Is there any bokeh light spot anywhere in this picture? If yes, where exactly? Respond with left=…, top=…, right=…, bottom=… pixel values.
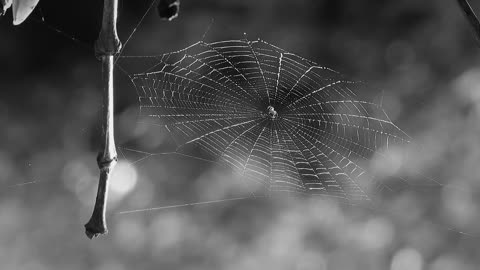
left=361, top=217, right=394, bottom=250
left=370, top=146, right=404, bottom=179
left=391, top=248, right=423, bottom=270
left=110, top=160, right=138, bottom=197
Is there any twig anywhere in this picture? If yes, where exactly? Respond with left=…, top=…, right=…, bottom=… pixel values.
left=84, top=0, right=122, bottom=239
left=457, top=0, right=480, bottom=46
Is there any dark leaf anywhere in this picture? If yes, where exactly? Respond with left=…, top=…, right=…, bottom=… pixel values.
left=1, top=0, right=12, bottom=16
left=157, top=0, right=179, bottom=21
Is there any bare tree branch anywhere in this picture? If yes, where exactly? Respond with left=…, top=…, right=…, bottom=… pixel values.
left=457, top=0, right=480, bottom=46
left=84, top=0, right=121, bottom=239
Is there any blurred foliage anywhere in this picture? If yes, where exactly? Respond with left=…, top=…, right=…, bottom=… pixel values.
left=1, top=0, right=480, bottom=269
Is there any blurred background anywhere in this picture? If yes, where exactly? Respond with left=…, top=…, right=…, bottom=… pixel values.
left=1, top=0, right=480, bottom=269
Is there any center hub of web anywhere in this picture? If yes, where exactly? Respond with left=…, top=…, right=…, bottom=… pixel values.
left=267, top=105, right=278, bottom=119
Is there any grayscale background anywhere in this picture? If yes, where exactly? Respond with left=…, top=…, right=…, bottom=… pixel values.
left=1, top=0, right=480, bottom=269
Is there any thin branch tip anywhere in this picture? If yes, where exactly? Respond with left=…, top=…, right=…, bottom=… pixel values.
left=84, top=163, right=115, bottom=239
left=84, top=221, right=109, bottom=239
left=457, top=0, right=480, bottom=46
left=85, top=0, right=120, bottom=239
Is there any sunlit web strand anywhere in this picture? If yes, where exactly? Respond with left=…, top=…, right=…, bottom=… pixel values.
left=117, top=196, right=259, bottom=214
left=114, top=0, right=159, bottom=64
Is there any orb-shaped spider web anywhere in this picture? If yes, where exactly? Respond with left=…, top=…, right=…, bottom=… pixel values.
left=118, top=38, right=438, bottom=204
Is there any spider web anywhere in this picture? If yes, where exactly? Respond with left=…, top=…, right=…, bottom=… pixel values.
left=117, top=38, right=442, bottom=205
left=2, top=0, right=475, bottom=242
